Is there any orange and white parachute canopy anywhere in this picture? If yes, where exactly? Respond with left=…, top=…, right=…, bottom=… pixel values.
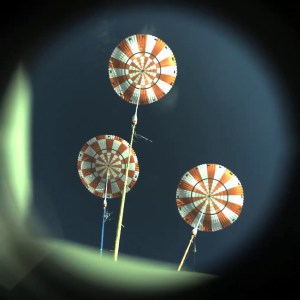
left=176, top=163, right=244, bottom=232
left=77, top=135, right=139, bottom=199
left=109, top=33, right=177, bottom=105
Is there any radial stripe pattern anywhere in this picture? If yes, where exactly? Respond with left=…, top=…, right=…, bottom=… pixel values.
left=176, top=163, right=244, bottom=232
left=109, top=34, right=177, bottom=105
left=77, top=135, right=139, bottom=198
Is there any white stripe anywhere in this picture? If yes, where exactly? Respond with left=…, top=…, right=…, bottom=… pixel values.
left=87, top=137, right=97, bottom=145
left=95, top=181, right=105, bottom=193
left=183, top=173, right=199, bottom=190
left=160, top=66, right=177, bottom=76
left=214, top=175, right=241, bottom=194
left=87, top=186, right=95, bottom=194
left=155, top=46, right=173, bottom=62
left=209, top=202, right=222, bottom=231
left=224, top=176, right=241, bottom=191
left=112, top=139, right=121, bottom=152
left=179, top=202, right=195, bottom=219
left=192, top=198, right=207, bottom=208
left=145, top=35, right=157, bottom=54
left=198, top=164, right=208, bottom=181
left=111, top=181, right=120, bottom=194
left=129, top=162, right=137, bottom=171
left=98, top=138, right=106, bottom=151
left=211, top=215, right=223, bottom=231
left=221, top=206, right=239, bottom=223
left=111, top=48, right=129, bottom=63
left=114, top=80, right=131, bottom=95
left=194, top=202, right=207, bottom=229
left=85, top=173, right=96, bottom=185
left=227, top=195, right=244, bottom=205
left=81, top=161, right=92, bottom=170
left=84, top=146, right=96, bottom=157
left=176, top=187, right=192, bottom=198
left=109, top=67, right=126, bottom=78
left=155, top=79, right=171, bottom=94
left=126, top=35, right=139, bottom=54
left=78, top=151, right=84, bottom=161
left=130, top=88, right=141, bottom=104
left=146, top=87, right=158, bottom=103
left=210, top=165, right=226, bottom=192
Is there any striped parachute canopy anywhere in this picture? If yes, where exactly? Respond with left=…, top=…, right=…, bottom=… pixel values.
left=108, top=33, right=177, bottom=105
left=77, top=135, right=139, bottom=198
left=176, top=163, right=244, bottom=232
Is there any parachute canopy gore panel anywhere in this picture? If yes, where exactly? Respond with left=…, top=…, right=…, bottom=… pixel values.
left=77, top=134, right=139, bottom=199
left=109, top=33, right=177, bottom=105
left=176, top=163, right=244, bottom=232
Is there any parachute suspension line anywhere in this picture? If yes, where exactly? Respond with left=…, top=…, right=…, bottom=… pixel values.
left=177, top=211, right=204, bottom=271
left=193, top=238, right=197, bottom=271
left=100, top=170, right=109, bottom=256
left=177, top=233, right=196, bottom=272
left=114, top=99, right=139, bottom=262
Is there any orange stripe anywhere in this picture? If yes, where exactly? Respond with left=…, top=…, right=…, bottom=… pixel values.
left=122, top=85, right=136, bottom=101
left=189, top=168, right=208, bottom=194
left=178, top=180, right=195, bottom=192
left=110, top=182, right=115, bottom=196
left=128, top=170, right=135, bottom=179
left=139, top=89, right=148, bottom=104
left=136, top=34, right=147, bottom=51
left=82, top=168, right=95, bottom=177
left=159, top=56, right=176, bottom=67
left=106, top=139, right=113, bottom=151
left=81, top=154, right=94, bottom=162
left=116, top=179, right=124, bottom=194
left=118, top=142, right=128, bottom=155
left=183, top=208, right=199, bottom=226
left=214, top=186, right=243, bottom=196
left=152, top=83, right=165, bottom=100
left=158, top=74, right=175, bottom=85
left=128, top=180, right=136, bottom=189
left=207, top=164, right=216, bottom=193
left=90, top=141, right=101, bottom=153
left=89, top=178, right=100, bottom=189
left=151, top=39, right=166, bottom=57
left=176, top=196, right=206, bottom=207
left=109, top=57, right=127, bottom=70
left=218, top=212, right=232, bottom=229
left=202, top=206, right=212, bottom=232
left=226, top=202, right=242, bottom=215
left=189, top=167, right=202, bottom=183
left=118, top=39, right=134, bottom=58
left=110, top=75, right=128, bottom=88
left=211, top=169, right=234, bottom=194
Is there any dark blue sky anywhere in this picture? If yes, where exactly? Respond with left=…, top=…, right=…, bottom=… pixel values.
left=26, top=3, right=296, bottom=276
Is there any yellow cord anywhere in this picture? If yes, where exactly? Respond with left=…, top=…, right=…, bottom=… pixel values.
left=177, top=234, right=195, bottom=271
left=113, top=123, right=136, bottom=262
